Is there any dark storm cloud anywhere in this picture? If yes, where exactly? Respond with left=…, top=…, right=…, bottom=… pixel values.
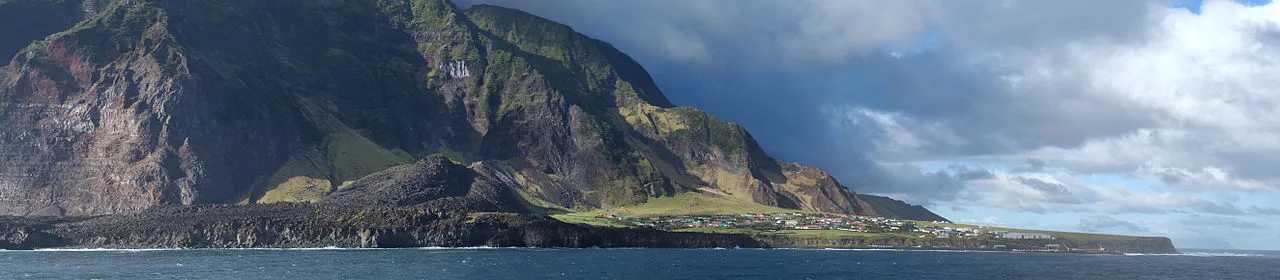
left=1013, top=159, right=1049, bottom=173
left=452, top=0, right=1280, bottom=212
left=1249, top=206, right=1280, bottom=216
left=450, top=0, right=1163, bottom=155
left=1190, top=201, right=1246, bottom=216
left=922, top=0, right=1156, bottom=51
left=450, top=0, right=1160, bottom=205
left=1014, top=177, right=1081, bottom=204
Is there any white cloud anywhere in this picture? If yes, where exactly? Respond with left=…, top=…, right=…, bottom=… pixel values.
left=783, top=0, right=925, bottom=62
left=999, top=0, right=1280, bottom=193
left=824, top=106, right=967, bottom=160
left=906, top=163, right=1256, bottom=216
left=958, top=216, right=1003, bottom=226
left=649, top=25, right=709, bottom=62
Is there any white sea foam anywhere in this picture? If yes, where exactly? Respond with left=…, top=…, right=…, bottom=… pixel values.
left=31, top=248, right=176, bottom=252
left=1182, top=252, right=1270, bottom=257
left=804, top=248, right=1001, bottom=254
left=1124, top=252, right=1271, bottom=257
left=25, top=247, right=368, bottom=252
left=415, top=246, right=507, bottom=250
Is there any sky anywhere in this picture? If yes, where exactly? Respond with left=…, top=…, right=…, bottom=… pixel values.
left=456, top=0, right=1280, bottom=250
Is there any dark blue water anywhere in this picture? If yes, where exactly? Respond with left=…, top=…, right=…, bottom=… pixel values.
left=1, top=248, right=1276, bottom=279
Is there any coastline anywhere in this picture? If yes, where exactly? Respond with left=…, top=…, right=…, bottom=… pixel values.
left=754, top=234, right=1176, bottom=254
left=0, top=206, right=1176, bottom=254
left=0, top=246, right=1169, bottom=256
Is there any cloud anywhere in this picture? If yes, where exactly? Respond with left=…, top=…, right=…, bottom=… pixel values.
left=784, top=0, right=925, bottom=62
left=921, top=0, right=1156, bottom=51
left=840, top=162, right=969, bottom=205
left=456, top=0, right=925, bottom=65
left=456, top=0, right=1280, bottom=245
left=828, top=0, right=1280, bottom=205
left=1011, top=1, right=1280, bottom=192
left=1179, top=215, right=1265, bottom=229
left=1248, top=206, right=1280, bottom=215
left=1152, top=214, right=1277, bottom=249
left=958, top=216, right=1004, bottom=226
left=885, top=164, right=1261, bottom=216
left=1012, top=159, right=1049, bottom=173
left=1078, top=216, right=1148, bottom=234
left=1013, top=176, right=1081, bottom=204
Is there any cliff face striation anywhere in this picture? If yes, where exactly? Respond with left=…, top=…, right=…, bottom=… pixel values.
left=0, top=0, right=945, bottom=221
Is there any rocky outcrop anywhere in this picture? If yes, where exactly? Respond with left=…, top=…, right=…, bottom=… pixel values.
left=324, top=155, right=530, bottom=213
left=0, top=0, right=946, bottom=221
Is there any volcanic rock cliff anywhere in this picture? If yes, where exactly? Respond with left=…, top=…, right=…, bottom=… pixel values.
left=0, top=0, right=945, bottom=221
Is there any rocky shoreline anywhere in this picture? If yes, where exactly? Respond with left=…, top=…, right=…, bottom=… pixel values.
left=0, top=156, right=1176, bottom=253
left=0, top=204, right=1176, bottom=254
left=0, top=156, right=765, bottom=250
left=0, top=205, right=762, bottom=250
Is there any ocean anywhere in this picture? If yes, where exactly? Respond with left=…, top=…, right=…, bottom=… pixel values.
left=1, top=248, right=1276, bottom=279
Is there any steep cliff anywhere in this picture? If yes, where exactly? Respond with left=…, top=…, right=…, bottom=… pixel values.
left=0, top=0, right=945, bottom=221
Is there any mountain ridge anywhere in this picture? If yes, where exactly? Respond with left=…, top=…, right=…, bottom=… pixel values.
left=0, top=0, right=946, bottom=221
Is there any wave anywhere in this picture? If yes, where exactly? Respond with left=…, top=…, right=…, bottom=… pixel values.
left=29, top=248, right=178, bottom=252
left=794, top=248, right=1000, bottom=254
left=1124, top=252, right=1272, bottom=258
left=4, top=246, right=730, bottom=253
left=1182, top=252, right=1272, bottom=257
left=23, top=247, right=369, bottom=252
left=414, top=246, right=519, bottom=250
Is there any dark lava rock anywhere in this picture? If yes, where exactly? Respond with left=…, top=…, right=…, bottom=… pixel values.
left=326, top=155, right=475, bottom=208
left=324, top=155, right=530, bottom=213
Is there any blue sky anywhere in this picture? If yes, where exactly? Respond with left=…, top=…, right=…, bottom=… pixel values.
left=1177, top=0, right=1273, bottom=13
left=461, top=0, right=1280, bottom=250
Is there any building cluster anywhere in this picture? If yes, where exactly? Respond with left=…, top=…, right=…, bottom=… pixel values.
left=601, top=213, right=916, bottom=233
left=913, top=226, right=1054, bottom=240
left=599, top=213, right=1053, bottom=240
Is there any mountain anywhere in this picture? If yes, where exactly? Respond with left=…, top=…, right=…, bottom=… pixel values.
left=0, top=0, right=946, bottom=221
